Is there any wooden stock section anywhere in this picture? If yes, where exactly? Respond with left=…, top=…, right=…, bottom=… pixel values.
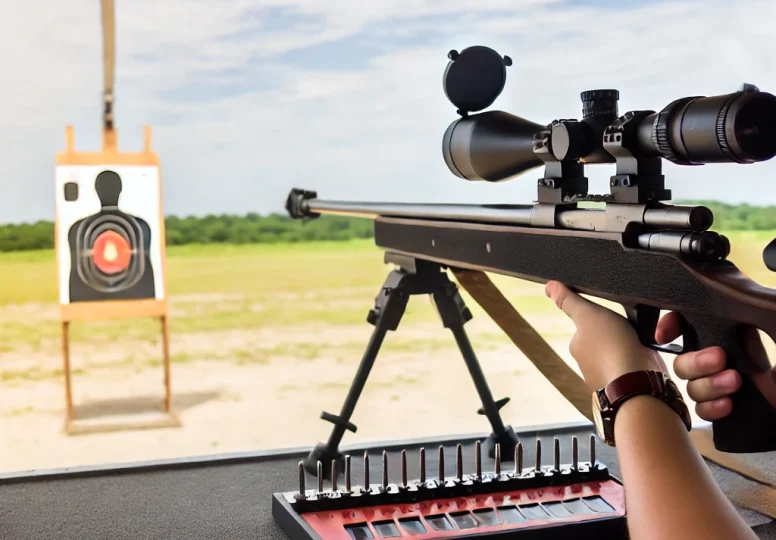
left=451, top=268, right=776, bottom=518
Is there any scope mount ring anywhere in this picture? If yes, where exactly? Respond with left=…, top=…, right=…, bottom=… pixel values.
left=443, top=46, right=512, bottom=116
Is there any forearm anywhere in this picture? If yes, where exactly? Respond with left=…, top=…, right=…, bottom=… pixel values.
left=614, top=396, right=756, bottom=540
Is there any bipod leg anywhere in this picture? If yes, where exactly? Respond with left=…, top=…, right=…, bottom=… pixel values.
left=431, top=267, right=519, bottom=460
left=304, top=268, right=413, bottom=478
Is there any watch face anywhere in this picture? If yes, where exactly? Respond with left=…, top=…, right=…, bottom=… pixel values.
left=592, top=392, right=605, bottom=438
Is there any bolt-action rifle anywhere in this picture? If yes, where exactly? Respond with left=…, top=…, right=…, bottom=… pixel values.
left=287, top=46, right=776, bottom=454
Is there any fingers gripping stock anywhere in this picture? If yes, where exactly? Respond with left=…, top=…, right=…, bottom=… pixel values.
left=682, top=315, right=776, bottom=453
left=628, top=306, right=776, bottom=453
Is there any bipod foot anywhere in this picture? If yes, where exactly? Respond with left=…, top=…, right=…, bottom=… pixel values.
left=303, top=442, right=345, bottom=479
left=482, top=425, right=520, bottom=461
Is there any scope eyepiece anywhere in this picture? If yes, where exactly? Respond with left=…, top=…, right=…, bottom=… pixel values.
left=643, top=89, right=776, bottom=165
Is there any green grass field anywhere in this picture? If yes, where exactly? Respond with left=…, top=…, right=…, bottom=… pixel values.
left=1, top=231, right=774, bottom=354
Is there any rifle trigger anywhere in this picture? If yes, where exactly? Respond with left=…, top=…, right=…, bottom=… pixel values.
left=625, top=305, right=661, bottom=348
left=649, top=343, right=683, bottom=355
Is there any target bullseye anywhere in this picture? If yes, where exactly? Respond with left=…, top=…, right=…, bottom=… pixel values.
left=92, top=230, right=131, bottom=274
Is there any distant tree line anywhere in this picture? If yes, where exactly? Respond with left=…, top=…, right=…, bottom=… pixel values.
left=0, top=214, right=374, bottom=252
left=0, top=202, right=772, bottom=252
left=163, top=213, right=374, bottom=246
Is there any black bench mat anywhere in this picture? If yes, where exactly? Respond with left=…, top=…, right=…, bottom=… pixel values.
left=1, top=422, right=774, bottom=539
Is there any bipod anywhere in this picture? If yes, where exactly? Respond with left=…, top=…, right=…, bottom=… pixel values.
left=304, top=253, right=519, bottom=478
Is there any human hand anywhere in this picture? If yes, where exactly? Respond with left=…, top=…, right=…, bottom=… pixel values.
left=655, top=312, right=776, bottom=421
left=545, top=280, right=666, bottom=391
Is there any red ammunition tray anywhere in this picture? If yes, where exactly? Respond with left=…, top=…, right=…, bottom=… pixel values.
left=273, top=466, right=627, bottom=539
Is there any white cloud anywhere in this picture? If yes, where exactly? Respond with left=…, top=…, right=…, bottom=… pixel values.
left=1, top=0, right=775, bottom=223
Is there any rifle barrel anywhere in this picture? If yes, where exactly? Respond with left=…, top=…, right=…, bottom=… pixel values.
left=304, top=199, right=535, bottom=225
left=299, top=197, right=711, bottom=232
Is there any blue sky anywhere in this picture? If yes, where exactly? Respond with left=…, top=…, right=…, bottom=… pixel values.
left=1, top=0, right=775, bottom=224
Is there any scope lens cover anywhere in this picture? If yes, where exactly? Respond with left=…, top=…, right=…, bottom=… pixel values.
left=443, top=46, right=511, bottom=114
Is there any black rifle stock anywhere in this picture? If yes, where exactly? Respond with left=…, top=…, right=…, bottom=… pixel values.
left=373, top=216, right=776, bottom=453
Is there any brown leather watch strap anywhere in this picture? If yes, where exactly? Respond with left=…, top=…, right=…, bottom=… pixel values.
left=604, top=370, right=691, bottom=432
left=605, top=370, right=665, bottom=406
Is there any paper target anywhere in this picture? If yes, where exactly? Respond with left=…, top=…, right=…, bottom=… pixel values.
left=55, top=165, right=165, bottom=304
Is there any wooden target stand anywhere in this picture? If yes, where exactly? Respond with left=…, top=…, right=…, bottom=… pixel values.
left=55, top=127, right=179, bottom=435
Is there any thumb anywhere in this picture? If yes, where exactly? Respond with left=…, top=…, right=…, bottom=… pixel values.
left=545, top=281, right=596, bottom=324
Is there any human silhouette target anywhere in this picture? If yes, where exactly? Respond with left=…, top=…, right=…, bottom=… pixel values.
left=65, top=170, right=157, bottom=302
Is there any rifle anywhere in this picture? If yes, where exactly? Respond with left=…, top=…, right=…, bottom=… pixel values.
left=286, top=46, right=776, bottom=454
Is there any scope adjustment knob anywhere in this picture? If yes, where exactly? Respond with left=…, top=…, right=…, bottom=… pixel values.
left=581, top=89, right=620, bottom=101
left=581, top=89, right=620, bottom=119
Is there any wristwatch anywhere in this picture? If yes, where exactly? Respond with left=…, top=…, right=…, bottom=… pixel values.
left=592, top=370, right=692, bottom=446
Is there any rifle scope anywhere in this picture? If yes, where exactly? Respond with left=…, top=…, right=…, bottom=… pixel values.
left=442, top=48, right=776, bottom=183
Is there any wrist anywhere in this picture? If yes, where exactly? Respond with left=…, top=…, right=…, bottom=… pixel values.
left=615, top=394, right=689, bottom=441
left=592, top=370, right=692, bottom=446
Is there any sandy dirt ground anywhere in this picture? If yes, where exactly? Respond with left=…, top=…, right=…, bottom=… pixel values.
left=1, top=295, right=709, bottom=475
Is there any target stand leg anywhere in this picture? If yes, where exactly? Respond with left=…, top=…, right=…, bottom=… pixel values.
left=162, top=315, right=172, bottom=414
left=62, top=322, right=75, bottom=431
left=62, top=316, right=180, bottom=436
